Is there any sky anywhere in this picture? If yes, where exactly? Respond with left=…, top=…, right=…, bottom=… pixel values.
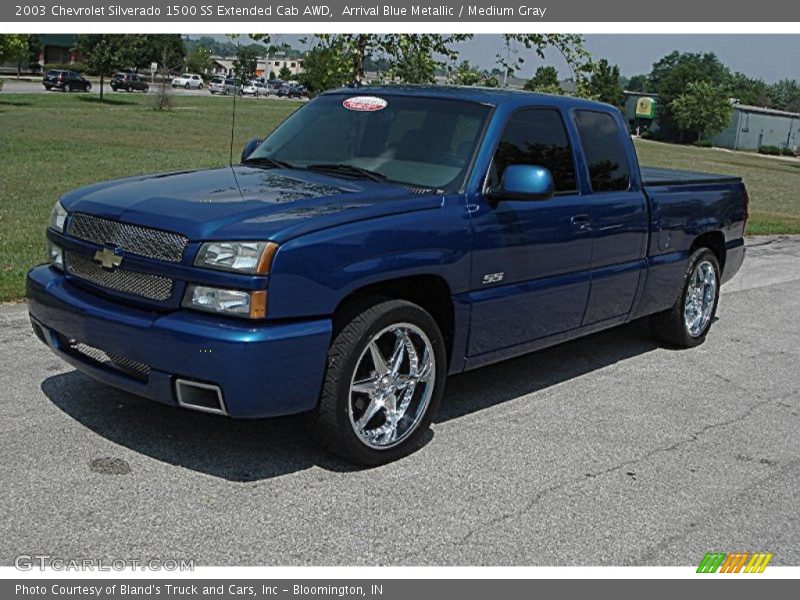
left=215, top=34, right=800, bottom=83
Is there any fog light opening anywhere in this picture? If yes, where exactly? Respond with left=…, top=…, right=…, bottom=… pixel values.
left=175, top=379, right=227, bottom=416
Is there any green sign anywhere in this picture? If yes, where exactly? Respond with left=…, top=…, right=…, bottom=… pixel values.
left=635, top=96, right=656, bottom=119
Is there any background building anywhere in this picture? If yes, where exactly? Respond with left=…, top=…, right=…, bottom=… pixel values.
left=709, top=104, right=800, bottom=151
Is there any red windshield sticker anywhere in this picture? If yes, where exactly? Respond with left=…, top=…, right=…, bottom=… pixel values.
left=343, top=96, right=388, bottom=112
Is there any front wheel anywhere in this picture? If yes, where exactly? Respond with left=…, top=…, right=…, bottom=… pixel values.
left=307, top=299, right=447, bottom=466
left=63, top=84, right=71, bottom=92
left=651, top=248, right=721, bottom=348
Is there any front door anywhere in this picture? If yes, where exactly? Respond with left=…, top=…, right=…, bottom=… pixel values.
left=467, top=108, right=592, bottom=357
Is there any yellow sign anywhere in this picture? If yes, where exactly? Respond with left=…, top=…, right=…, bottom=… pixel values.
left=635, top=97, right=656, bottom=119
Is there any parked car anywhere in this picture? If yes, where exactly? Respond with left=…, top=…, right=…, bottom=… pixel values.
left=240, top=80, right=269, bottom=97
left=208, top=76, right=226, bottom=95
left=110, top=72, right=149, bottom=93
left=28, top=87, right=748, bottom=465
left=171, top=73, right=203, bottom=89
left=42, top=70, right=91, bottom=93
left=276, top=83, right=305, bottom=98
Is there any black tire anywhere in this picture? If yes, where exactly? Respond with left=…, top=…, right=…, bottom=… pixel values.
left=651, top=247, right=721, bottom=348
left=126, top=85, right=132, bottom=93
left=85, top=84, right=92, bottom=92
left=184, top=82, right=190, bottom=89
left=63, top=84, right=70, bottom=93
left=307, top=298, right=447, bottom=466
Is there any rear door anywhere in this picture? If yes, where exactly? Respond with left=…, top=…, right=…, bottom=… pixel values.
left=467, top=107, right=592, bottom=357
left=571, top=110, right=648, bottom=324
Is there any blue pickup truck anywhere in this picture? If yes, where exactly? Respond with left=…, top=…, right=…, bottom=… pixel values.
left=27, top=86, right=748, bottom=464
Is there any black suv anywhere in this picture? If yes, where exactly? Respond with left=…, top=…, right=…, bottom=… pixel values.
left=110, top=72, right=149, bottom=93
left=43, top=70, right=92, bottom=92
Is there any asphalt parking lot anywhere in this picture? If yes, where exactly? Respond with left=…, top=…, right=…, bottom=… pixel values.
left=1, top=236, right=798, bottom=566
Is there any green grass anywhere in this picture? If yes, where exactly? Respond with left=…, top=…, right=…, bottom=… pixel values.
left=1, top=95, right=799, bottom=301
left=634, top=138, right=800, bottom=236
left=0, top=93, right=300, bottom=302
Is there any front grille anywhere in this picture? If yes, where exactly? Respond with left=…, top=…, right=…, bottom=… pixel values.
left=56, top=334, right=150, bottom=382
left=67, top=213, right=188, bottom=263
left=64, top=251, right=174, bottom=301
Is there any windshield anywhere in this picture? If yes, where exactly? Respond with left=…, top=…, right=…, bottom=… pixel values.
left=248, top=94, right=491, bottom=190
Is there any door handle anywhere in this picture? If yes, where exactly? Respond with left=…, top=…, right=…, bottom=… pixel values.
left=571, top=214, right=592, bottom=232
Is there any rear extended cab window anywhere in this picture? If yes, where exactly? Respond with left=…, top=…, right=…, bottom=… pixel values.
left=573, top=110, right=631, bottom=192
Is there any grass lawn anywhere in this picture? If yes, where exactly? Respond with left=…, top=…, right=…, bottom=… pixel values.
left=0, top=93, right=300, bottom=301
left=1, top=93, right=799, bottom=301
left=634, top=138, right=800, bottom=236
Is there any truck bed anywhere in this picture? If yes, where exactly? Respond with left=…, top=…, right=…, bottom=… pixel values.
left=641, top=166, right=742, bottom=187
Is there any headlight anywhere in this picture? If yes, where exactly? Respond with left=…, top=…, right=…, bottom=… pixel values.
left=194, top=241, right=278, bottom=274
left=183, top=285, right=267, bottom=319
left=48, top=242, right=64, bottom=271
left=49, top=201, right=68, bottom=232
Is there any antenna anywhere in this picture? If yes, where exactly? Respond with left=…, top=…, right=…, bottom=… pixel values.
left=229, top=43, right=238, bottom=166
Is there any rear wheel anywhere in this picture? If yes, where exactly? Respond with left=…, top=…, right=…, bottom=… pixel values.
left=651, top=248, right=721, bottom=348
left=307, top=299, right=447, bottom=466
left=63, top=84, right=71, bottom=92
left=184, top=82, right=190, bottom=89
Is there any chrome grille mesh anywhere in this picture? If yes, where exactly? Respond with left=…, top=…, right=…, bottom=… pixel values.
left=64, top=252, right=173, bottom=301
left=67, top=213, right=188, bottom=263
left=57, top=334, right=150, bottom=382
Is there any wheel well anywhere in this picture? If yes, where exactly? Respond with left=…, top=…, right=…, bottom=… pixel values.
left=333, top=275, right=455, bottom=365
left=690, top=231, right=726, bottom=273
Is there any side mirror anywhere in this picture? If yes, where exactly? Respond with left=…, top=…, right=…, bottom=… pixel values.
left=241, top=138, right=262, bottom=162
left=489, top=165, right=555, bottom=201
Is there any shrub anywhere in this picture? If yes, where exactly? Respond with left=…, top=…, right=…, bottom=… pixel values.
left=150, top=82, right=173, bottom=111
left=641, top=130, right=656, bottom=140
left=694, top=140, right=713, bottom=148
left=780, top=147, right=795, bottom=157
left=758, top=145, right=782, bottom=155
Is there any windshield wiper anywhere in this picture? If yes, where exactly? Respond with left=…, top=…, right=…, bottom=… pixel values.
left=306, top=163, right=388, bottom=183
left=241, top=156, right=295, bottom=169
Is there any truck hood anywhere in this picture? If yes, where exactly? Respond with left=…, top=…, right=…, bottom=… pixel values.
left=59, top=166, right=444, bottom=243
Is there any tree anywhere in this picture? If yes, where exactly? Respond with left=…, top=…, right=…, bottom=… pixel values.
left=626, top=74, right=650, bottom=92
left=586, top=59, right=624, bottom=107
left=232, top=45, right=259, bottom=84
left=128, top=35, right=185, bottom=72
left=297, top=34, right=469, bottom=85
left=186, top=46, right=213, bottom=77
left=768, top=79, right=800, bottom=111
left=74, top=35, right=131, bottom=100
left=452, top=61, right=482, bottom=86
left=524, top=65, right=560, bottom=91
left=729, top=72, right=769, bottom=106
left=0, top=35, right=27, bottom=66
left=648, top=51, right=731, bottom=140
left=670, top=81, right=733, bottom=142
left=297, top=45, right=350, bottom=96
left=278, top=65, right=292, bottom=80
left=498, top=34, right=592, bottom=88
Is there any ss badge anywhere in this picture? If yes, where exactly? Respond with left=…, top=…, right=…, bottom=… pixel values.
left=482, top=272, right=504, bottom=285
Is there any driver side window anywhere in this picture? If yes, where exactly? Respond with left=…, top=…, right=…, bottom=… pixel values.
left=489, top=108, right=578, bottom=194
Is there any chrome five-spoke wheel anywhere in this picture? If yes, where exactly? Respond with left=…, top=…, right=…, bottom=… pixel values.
left=684, top=259, right=717, bottom=337
left=348, top=323, right=435, bottom=449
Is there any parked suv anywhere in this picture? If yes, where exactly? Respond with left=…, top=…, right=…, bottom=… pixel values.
left=42, top=70, right=92, bottom=92
left=276, top=83, right=306, bottom=98
left=208, top=76, right=226, bottom=95
left=110, top=72, right=149, bottom=93
left=171, top=73, right=204, bottom=89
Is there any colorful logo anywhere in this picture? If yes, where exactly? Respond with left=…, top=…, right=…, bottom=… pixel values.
left=697, top=552, right=773, bottom=573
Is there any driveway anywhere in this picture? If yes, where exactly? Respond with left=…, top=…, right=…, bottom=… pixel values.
left=1, top=236, right=798, bottom=566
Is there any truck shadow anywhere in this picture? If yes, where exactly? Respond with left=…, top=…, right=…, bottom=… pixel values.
left=41, top=319, right=659, bottom=482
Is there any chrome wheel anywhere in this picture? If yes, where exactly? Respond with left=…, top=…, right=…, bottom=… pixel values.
left=684, top=259, right=717, bottom=337
left=348, top=323, right=436, bottom=449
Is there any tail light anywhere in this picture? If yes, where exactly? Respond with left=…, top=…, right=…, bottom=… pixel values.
left=742, top=187, right=750, bottom=233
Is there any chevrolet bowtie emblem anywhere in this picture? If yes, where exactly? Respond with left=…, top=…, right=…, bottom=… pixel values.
left=94, top=247, right=123, bottom=270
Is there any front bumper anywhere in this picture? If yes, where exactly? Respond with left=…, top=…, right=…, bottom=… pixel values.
left=27, top=265, right=332, bottom=418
